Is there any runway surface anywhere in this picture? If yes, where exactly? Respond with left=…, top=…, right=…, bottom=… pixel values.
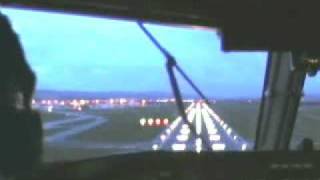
left=151, top=102, right=252, bottom=152
left=42, top=102, right=252, bottom=153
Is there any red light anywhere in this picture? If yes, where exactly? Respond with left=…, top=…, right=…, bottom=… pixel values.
left=147, top=118, right=154, bottom=126
left=163, top=118, right=169, bottom=126
left=155, top=118, right=161, bottom=126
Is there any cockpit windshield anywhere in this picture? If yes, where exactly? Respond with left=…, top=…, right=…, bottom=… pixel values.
left=291, top=75, right=320, bottom=149
left=2, top=7, right=267, bottom=162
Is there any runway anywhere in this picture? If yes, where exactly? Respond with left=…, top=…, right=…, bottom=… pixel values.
left=42, top=102, right=252, bottom=153
left=44, top=111, right=108, bottom=143
left=151, top=102, right=252, bottom=152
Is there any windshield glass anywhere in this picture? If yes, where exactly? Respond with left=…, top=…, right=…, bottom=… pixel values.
left=2, top=8, right=267, bottom=162
left=291, top=75, right=320, bottom=149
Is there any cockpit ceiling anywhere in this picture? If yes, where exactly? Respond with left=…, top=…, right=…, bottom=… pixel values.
left=2, top=0, right=320, bottom=51
left=0, top=0, right=317, bottom=24
left=0, top=0, right=216, bottom=26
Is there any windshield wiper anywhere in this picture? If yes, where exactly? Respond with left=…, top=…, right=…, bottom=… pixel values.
left=137, top=21, right=212, bottom=151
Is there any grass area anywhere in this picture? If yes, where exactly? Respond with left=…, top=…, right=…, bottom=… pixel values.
left=292, top=104, right=320, bottom=143
left=210, top=101, right=320, bottom=146
left=74, top=104, right=179, bottom=143
left=41, top=101, right=320, bottom=162
left=40, top=111, right=66, bottom=122
left=210, top=101, right=260, bottom=141
left=40, top=111, right=69, bottom=136
left=44, top=127, right=71, bottom=137
left=43, top=144, right=120, bottom=162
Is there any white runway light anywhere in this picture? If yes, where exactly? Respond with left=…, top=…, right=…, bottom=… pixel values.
left=185, top=102, right=195, bottom=112
left=176, top=134, right=189, bottom=142
left=169, top=117, right=182, bottom=130
left=195, top=138, right=202, bottom=153
left=160, top=134, right=166, bottom=141
left=209, top=134, right=221, bottom=141
left=233, top=136, right=238, bottom=140
left=196, top=146, right=202, bottom=153
left=202, top=109, right=218, bottom=135
left=212, top=143, right=226, bottom=151
left=226, top=128, right=232, bottom=135
left=187, top=109, right=196, bottom=123
left=242, top=144, right=247, bottom=151
left=140, top=118, right=146, bottom=126
left=223, top=124, right=228, bottom=129
left=196, top=138, right=202, bottom=146
left=180, top=128, right=190, bottom=135
left=152, top=144, right=159, bottom=150
left=182, top=124, right=189, bottom=129
left=208, top=128, right=218, bottom=134
left=196, top=103, right=202, bottom=135
left=48, top=106, right=53, bottom=113
left=204, top=105, right=223, bottom=122
left=172, top=143, right=186, bottom=151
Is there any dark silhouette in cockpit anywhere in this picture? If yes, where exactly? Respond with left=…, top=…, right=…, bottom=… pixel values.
left=0, top=13, right=42, bottom=179
left=0, top=12, right=36, bottom=109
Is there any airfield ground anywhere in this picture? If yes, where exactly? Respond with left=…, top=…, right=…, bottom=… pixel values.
left=40, top=101, right=319, bottom=162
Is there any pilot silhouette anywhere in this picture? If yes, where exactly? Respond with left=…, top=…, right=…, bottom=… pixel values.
left=0, top=12, right=42, bottom=179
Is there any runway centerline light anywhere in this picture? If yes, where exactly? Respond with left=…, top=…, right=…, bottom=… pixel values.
left=176, top=134, right=188, bottom=142
left=182, top=124, right=189, bottom=129
left=212, top=143, right=226, bottom=151
left=180, top=128, right=190, bottom=135
left=172, top=143, right=186, bottom=151
left=195, top=138, right=202, bottom=153
left=242, top=144, right=247, bottom=151
left=48, top=106, right=53, bottom=113
left=208, top=128, right=218, bottom=134
left=195, top=138, right=202, bottom=146
left=152, top=144, right=159, bottom=151
left=209, top=134, right=221, bottom=141
left=160, top=134, right=166, bottom=141
left=196, top=146, right=202, bottom=154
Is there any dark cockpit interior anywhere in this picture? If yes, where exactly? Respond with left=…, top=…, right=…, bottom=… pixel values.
left=0, top=0, right=320, bottom=179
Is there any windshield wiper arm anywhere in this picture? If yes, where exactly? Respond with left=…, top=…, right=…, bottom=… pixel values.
left=175, top=65, right=211, bottom=105
left=137, top=21, right=211, bottom=151
left=136, top=22, right=212, bottom=106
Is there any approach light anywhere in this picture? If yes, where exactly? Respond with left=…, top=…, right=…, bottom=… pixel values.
left=140, top=118, right=146, bottom=126
left=163, top=118, right=169, bottom=125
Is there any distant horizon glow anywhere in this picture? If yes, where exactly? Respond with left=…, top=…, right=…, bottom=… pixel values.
left=5, top=7, right=319, bottom=99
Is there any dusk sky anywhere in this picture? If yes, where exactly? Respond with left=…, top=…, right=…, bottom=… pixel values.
left=2, top=7, right=319, bottom=98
